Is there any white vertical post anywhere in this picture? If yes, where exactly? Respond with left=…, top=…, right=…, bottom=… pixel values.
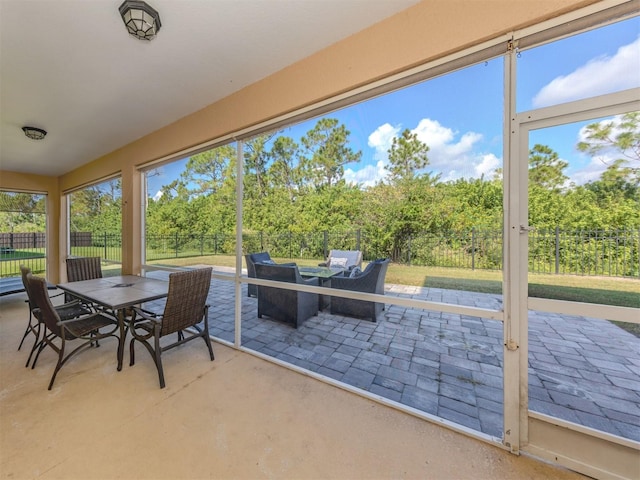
left=235, top=140, right=244, bottom=348
left=502, top=39, right=527, bottom=454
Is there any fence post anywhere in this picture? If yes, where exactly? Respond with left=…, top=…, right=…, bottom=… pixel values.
left=555, top=226, right=560, bottom=274
left=356, top=229, right=361, bottom=251
left=408, top=234, right=412, bottom=266
left=289, top=231, right=292, bottom=259
left=175, top=232, right=179, bottom=258
left=200, top=234, right=204, bottom=256
left=471, top=228, right=476, bottom=270
left=104, top=232, right=108, bottom=260
left=592, top=229, right=597, bottom=275
left=323, top=231, right=328, bottom=259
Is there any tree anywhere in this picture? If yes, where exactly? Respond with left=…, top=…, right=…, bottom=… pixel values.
left=183, top=145, right=235, bottom=196
left=577, top=112, right=640, bottom=174
left=584, top=159, right=639, bottom=203
left=387, top=129, right=430, bottom=183
left=528, top=144, right=568, bottom=191
left=244, top=133, right=275, bottom=199
left=300, top=118, right=361, bottom=188
left=0, top=192, right=46, bottom=233
left=577, top=112, right=640, bottom=204
left=268, top=135, right=302, bottom=200
left=69, top=180, right=121, bottom=233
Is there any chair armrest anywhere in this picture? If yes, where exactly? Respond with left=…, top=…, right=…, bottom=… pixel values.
left=331, top=275, right=374, bottom=292
left=330, top=276, right=352, bottom=289
left=56, top=311, right=111, bottom=326
left=131, top=306, right=162, bottom=323
left=59, top=298, right=95, bottom=315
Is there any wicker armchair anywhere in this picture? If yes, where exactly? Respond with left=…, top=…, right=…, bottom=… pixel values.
left=330, top=258, right=390, bottom=322
left=319, top=249, right=363, bottom=272
left=19, top=264, right=92, bottom=368
left=26, top=273, right=119, bottom=390
left=255, top=263, right=319, bottom=328
left=245, top=252, right=295, bottom=297
left=129, top=268, right=214, bottom=388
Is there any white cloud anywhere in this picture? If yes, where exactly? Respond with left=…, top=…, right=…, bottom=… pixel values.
left=411, top=119, right=497, bottom=181
left=153, top=190, right=163, bottom=201
left=475, top=154, right=501, bottom=178
left=362, top=118, right=501, bottom=185
left=412, top=118, right=455, bottom=146
left=533, top=37, right=640, bottom=108
left=367, top=123, right=399, bottom=161
left=344, top=160, right=388, bottom=188
left=570, top=156, right=612, bottom=185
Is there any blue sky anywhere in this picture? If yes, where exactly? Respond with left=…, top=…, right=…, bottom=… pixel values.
left=148, top=17, right=639, bottom=198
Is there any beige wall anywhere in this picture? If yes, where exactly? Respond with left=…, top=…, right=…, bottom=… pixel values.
left=4, top=0, right=598, bottom=276
left=59, top=0, right=596, bottom=190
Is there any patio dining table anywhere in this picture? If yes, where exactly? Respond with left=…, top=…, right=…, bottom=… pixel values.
left=56, top=275, right=169, bottom=371
left=298, top=266, right=345, bottom=310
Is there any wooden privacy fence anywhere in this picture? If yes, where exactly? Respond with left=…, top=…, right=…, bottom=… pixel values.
left=0, top=232, right=46, bottom=250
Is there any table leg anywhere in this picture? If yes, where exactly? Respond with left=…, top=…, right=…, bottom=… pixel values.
left=117, top=308, right=126, bottom=371
left=319, top=278, right=331, bottom=310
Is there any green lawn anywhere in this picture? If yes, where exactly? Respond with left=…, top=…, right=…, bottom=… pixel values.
left=0, top=250, right=47, bottom=276
left=149, top=254, right=639, bottom=308
left=181, top=255, right=637, bottom=337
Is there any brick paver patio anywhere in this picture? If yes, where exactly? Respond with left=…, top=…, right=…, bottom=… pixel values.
left=147, top=269, right=640, bottom=442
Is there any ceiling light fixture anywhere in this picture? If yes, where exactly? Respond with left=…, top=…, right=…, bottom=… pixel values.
left=119, top=1, right=161, bottom=41
left=22, top=126, right=47, bottom=140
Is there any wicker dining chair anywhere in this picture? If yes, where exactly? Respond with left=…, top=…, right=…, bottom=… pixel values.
left=128, top=267, right=214, bottom=388
left=18, top=265, right=92, bottom=368
left=26, top=273, right=119, bottom=390
left=66, top=256, right=103, bottom=282
left=65, top=256, right=103, bottom=302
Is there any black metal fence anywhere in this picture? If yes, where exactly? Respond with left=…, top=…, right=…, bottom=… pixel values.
left=528, top=227, right=640, bottom=277
left=144, top=228, right=639, bottom=278
left=70, top=232, right=122, bottom=263
left=0, top=233, right=48, bottom=278
left=2, top=228, right=638, bottom=278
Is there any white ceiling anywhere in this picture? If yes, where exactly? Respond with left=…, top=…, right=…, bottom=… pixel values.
left=0, top=0, right=420, bottom=177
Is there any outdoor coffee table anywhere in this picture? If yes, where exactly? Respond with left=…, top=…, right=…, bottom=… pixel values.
left=298, top=266, right=345, bottom=310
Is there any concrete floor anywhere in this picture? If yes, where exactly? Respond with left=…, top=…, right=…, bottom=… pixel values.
left=0, top=293, right=587, bottom=480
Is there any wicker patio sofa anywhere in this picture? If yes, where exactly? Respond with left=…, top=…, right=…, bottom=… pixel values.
left=254, top=262, right=320, bottom=328
left=329, top=258, right=390, bottom=322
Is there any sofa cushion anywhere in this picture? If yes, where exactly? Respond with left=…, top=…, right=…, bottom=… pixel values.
left=329, top=257, right=348, bottom=268
left=349, top=266, right=362, bottom=278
